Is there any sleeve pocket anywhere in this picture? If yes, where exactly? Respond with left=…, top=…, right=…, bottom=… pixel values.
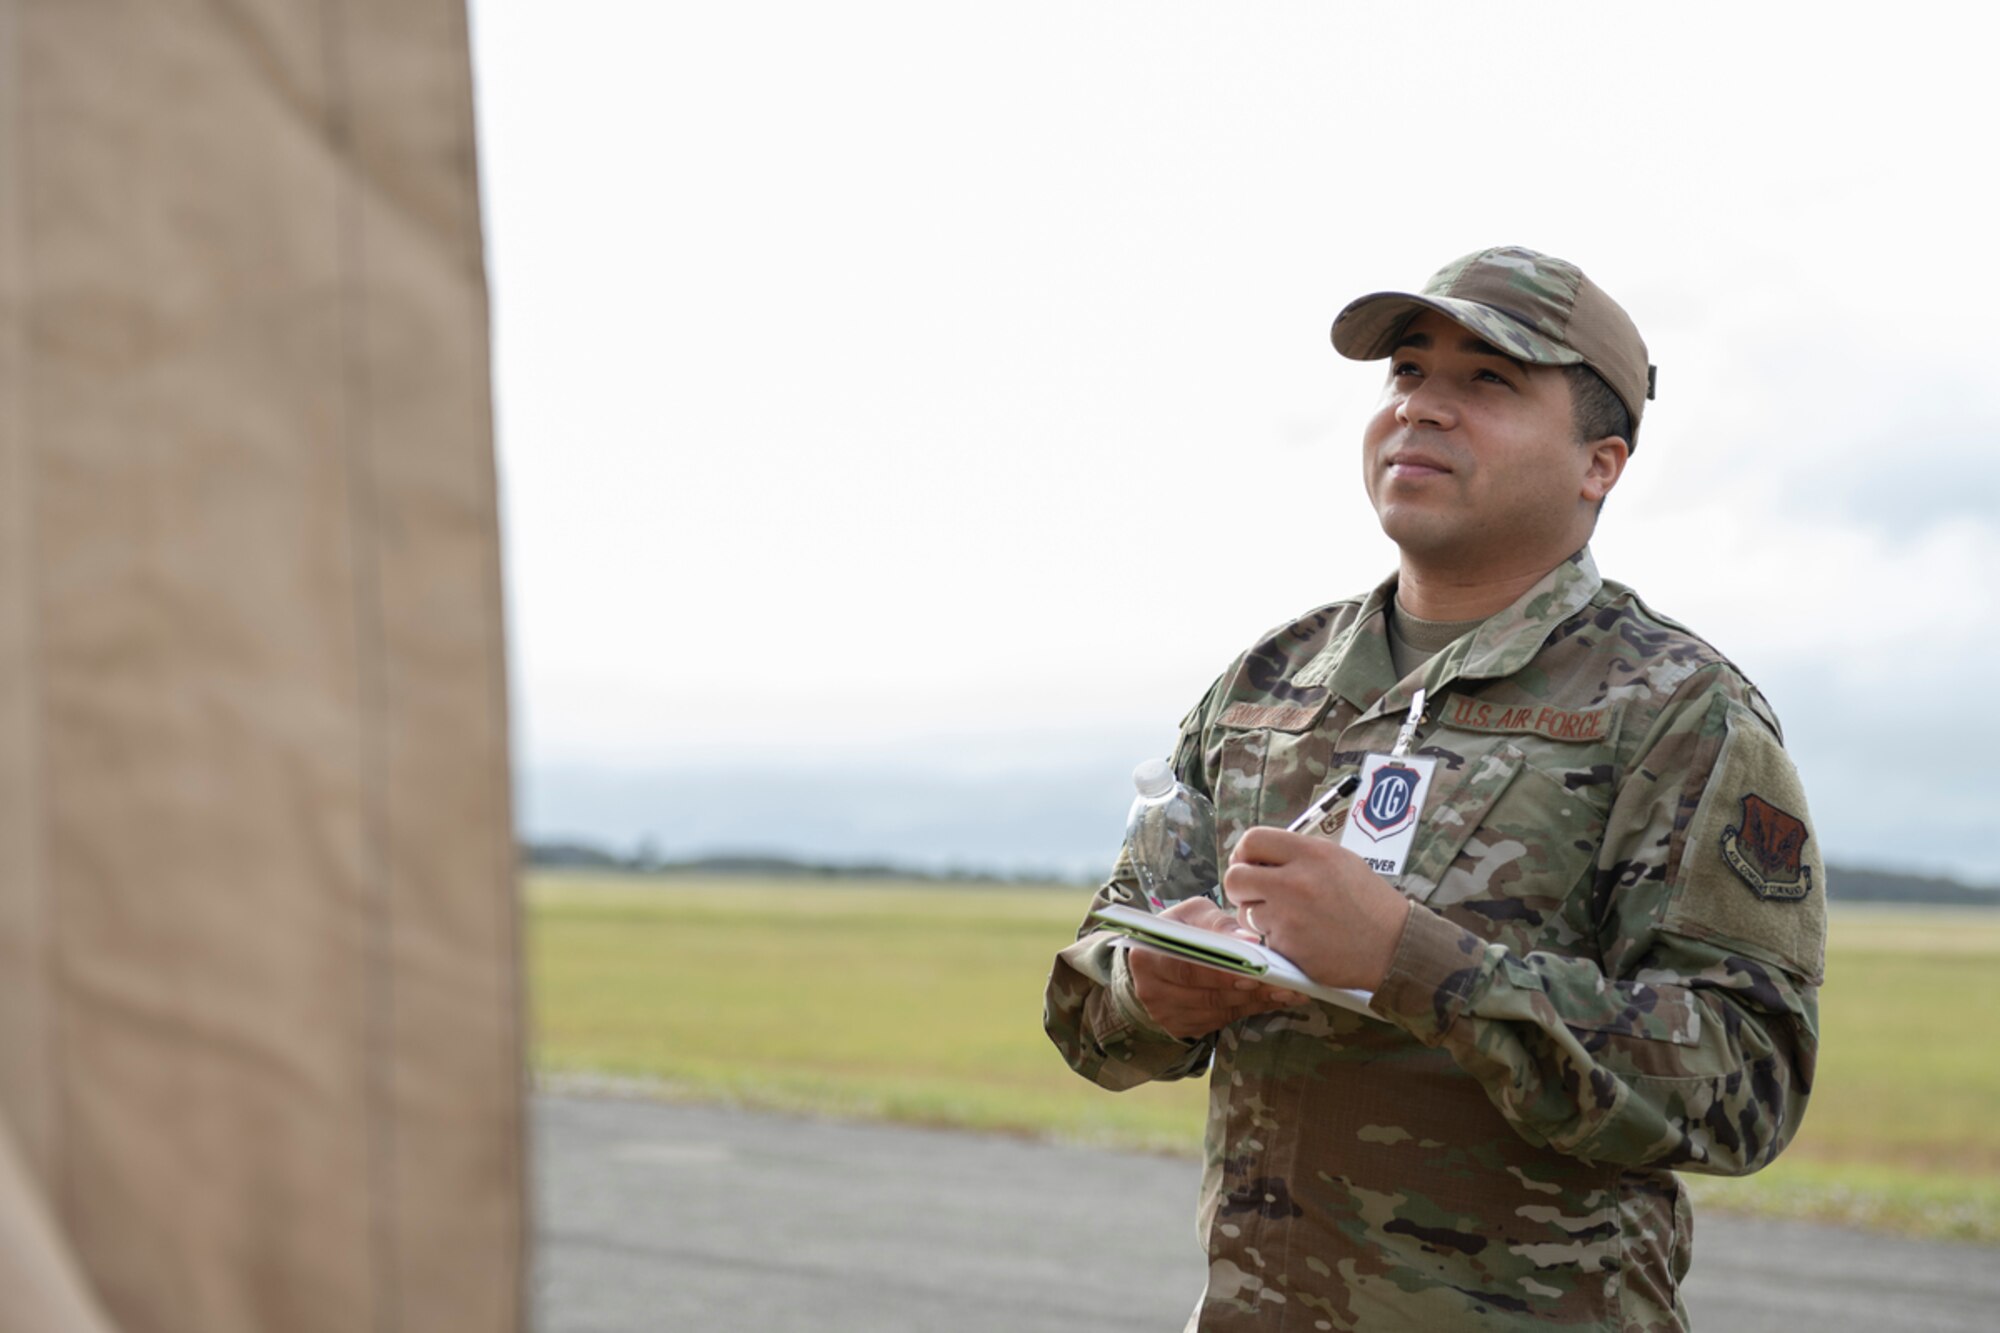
left=1661, top=697, right=1827, bottom=984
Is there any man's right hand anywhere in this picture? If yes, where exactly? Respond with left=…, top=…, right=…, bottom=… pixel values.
left=1126, top=899, right=1306, bottom=1039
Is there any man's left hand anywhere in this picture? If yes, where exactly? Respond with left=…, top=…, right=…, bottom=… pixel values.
left=1223, top=828, right=1414, bottom=991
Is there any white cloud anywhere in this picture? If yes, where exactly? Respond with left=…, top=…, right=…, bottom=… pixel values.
left=473, top=0, right=2000, bottom=879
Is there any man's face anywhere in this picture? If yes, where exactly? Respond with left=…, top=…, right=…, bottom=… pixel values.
left=1361, top=309, right=1600, bottom=572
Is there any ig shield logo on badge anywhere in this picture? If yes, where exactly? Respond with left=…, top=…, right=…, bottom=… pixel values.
left=1357, top=764, right=1421, bottom=841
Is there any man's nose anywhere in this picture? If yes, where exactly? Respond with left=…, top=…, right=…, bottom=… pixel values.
left=1395, top=378, right=1457, bottom=431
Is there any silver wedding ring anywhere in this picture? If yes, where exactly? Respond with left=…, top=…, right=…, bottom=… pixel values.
left=1243, top=906, right=1265, bottom=946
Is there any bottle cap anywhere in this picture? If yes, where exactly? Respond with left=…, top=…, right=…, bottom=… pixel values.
left=1132, top=757, right=1176, bottom=800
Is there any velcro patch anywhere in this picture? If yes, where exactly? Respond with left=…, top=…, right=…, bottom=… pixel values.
left=1665, top=694, right=1825, bottom=982
left=1721, top=795, right=1814, bottom=901
left=1439, top=695, right=1613, bottom=744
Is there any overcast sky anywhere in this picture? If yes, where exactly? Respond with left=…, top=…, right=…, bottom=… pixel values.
left=468, top=2, right=2000, bottom=882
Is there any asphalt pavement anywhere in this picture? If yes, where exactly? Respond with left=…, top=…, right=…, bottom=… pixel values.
left=533, top=1093, right=1999, bottom=1332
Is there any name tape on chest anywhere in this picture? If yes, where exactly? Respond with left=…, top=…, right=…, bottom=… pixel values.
left=1215, top=701, right=1324, bottom=731
left=1336, top=752, right=1437, bottom=878
left=1441, top=695, right=1612, bottom=744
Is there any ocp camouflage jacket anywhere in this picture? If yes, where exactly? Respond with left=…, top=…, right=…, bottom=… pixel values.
left=1043, top=548, right=1825, bottom=1332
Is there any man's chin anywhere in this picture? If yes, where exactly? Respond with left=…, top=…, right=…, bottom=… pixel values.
left=1374, top=510, right=1460, bottom=558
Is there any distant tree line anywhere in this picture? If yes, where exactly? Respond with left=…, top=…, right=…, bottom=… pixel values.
left=1822, top=864, right=2000, bottom=906
left=520, top=840, right=1998, bottom=904
left=520, top=840, right=1092, bottom=887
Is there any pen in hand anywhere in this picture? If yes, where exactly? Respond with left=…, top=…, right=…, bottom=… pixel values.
left=1285, top=773, right=1362, bottom=835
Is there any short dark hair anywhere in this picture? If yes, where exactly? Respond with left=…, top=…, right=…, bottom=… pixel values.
left=1564, top=364, right=1634, bottom=452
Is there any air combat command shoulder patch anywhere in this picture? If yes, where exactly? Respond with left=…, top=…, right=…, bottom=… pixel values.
left=1721, top=794, right=1814, bottom=901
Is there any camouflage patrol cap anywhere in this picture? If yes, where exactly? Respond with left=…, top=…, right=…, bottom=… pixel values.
left=1331, top=246, right=1656, bottom=436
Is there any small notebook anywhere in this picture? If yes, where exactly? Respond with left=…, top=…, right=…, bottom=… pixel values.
left=1089, top=903, right=1377, bottom=1018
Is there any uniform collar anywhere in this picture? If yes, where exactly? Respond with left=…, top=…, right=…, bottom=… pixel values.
left=1295, top=547, right=1603, bottom=724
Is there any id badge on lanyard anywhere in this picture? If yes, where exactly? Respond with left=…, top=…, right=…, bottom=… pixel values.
left=1335, top=688, right=1435, bottom=878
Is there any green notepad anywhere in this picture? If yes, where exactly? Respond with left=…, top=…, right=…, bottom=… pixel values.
left=1089, top=903, right=1377, bottom=1017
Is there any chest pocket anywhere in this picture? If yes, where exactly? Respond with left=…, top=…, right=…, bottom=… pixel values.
left=1210, top=700, right=1339, bottom=857
left=1400, top=741, right=1605, bottom=952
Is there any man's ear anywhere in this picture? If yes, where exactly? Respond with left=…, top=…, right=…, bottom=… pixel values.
left=1581, top=435, right=1630, bottom=505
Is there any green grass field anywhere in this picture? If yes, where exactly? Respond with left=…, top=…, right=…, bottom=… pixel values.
left=526, top=875, right=2000, bottom=1242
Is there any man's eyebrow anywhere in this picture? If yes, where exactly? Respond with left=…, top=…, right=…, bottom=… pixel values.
left=1458, top=335, right=1530, bottom=373
left=1387, top=329, right=1531, bottom=374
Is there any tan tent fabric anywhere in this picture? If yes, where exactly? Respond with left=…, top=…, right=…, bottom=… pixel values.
left=0, top=1119, right=117, bottom=1333
left=0, top=3, right=524, bottom=1331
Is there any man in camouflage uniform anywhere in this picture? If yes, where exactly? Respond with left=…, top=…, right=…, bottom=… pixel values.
left=1044, top=247, right=1825, bottom=1331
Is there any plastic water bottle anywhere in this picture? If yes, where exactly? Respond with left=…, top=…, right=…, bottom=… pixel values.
left=1124, top=758, right=1223, bottom=911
